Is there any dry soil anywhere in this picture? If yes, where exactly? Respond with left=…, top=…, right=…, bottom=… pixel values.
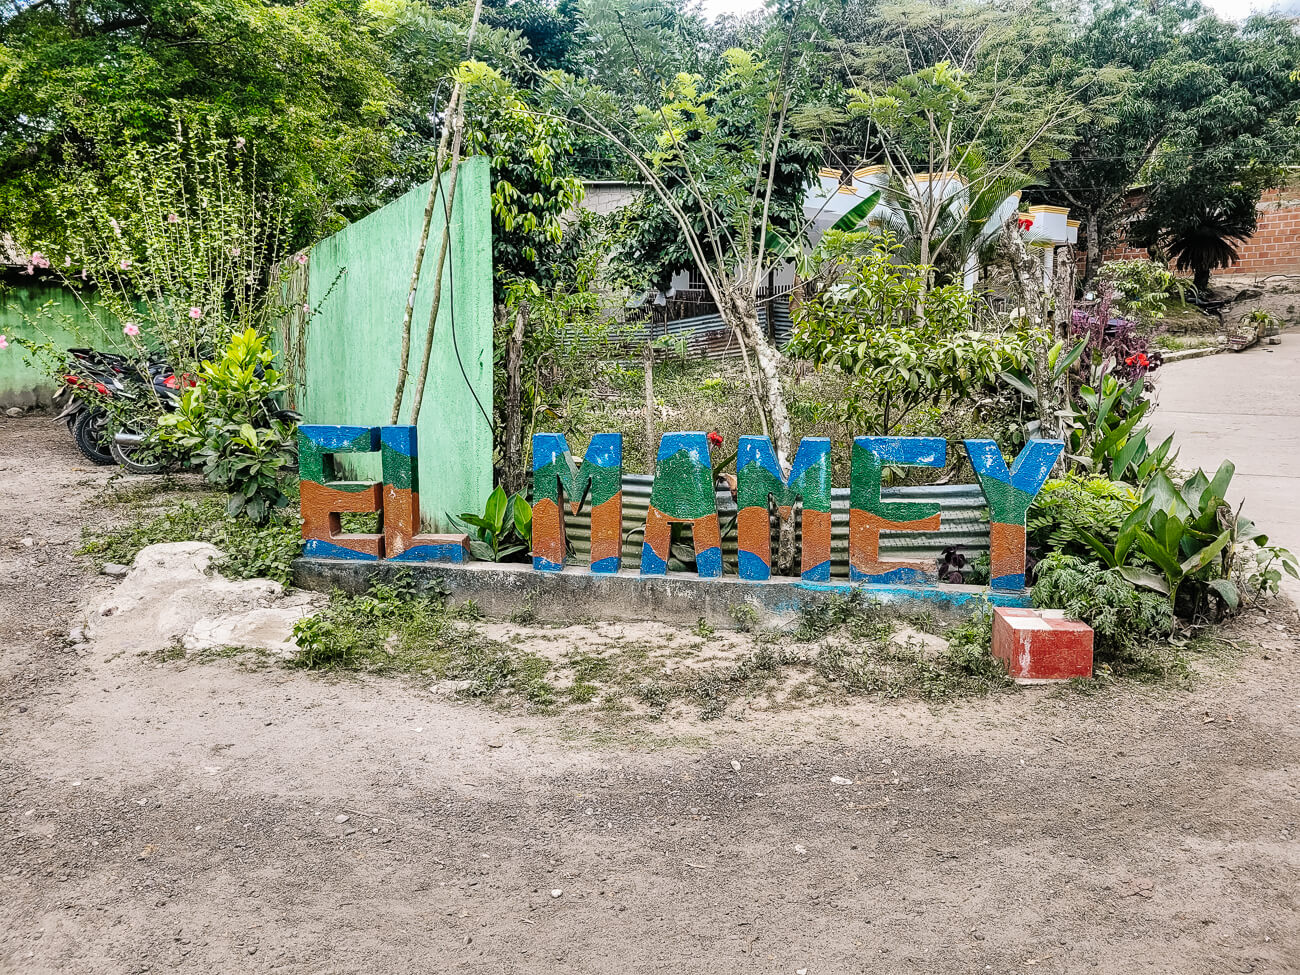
left=2, top=416, right=1299, bottom=975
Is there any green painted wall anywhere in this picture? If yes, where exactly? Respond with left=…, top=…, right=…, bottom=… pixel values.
left=0, top=282, right=129, bottom=408
left=297, top=157, right=494, bottom=532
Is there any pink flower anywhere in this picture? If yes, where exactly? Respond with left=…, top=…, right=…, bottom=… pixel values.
left=119, top=259, right=131, bottom=270
left=30, top=251, right=49, bottom=269
left=234, top=137, right=246, bottom=150
left=295, top=253, right=308, bottom=265
left=302, top=303, right=310, bottom=313
left=63, top=256, right=70, bottom=266
left=109, top=218, right=121, bottom=238
left=123, top=322, right=140, bottom=337
left=188, top=307, right=203, bottom=320
left=231, top=247, right=241, bottom=257
left=167, top=213, right=180, bottom=224
left=0, top=335, right=8, bottom=350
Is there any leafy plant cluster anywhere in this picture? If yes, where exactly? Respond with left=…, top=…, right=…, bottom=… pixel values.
left=1096, top=260, right=1192, bottom=322
left=152, top=328, right=297, bottom=523
left=453, top=485, right=533, bottom=562
left=79, top=493, right=300, bottom=586
left=789, top=233, right=1031, bottom=435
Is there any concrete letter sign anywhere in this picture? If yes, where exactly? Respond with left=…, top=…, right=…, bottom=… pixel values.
left=640, top=432, right=722, bottom=578
left=532, top=433, right=624, bottom=573
left=736, top=435, right=833, bottom=581
left=299, top=424, right=468, bottom=563
left=849, top=437, right=946, bottom=583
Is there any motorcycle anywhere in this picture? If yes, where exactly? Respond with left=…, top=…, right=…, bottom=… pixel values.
left=53, top=349, right=133, bottom=465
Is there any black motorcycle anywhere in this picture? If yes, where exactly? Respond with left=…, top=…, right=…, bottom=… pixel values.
left=53, top=348, right=132, bottom=465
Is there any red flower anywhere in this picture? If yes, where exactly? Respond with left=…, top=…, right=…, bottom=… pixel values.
left=1137, top=353, right=1150, bottom=367
left=1125, top=355, right=1136, bottom=366
left=707, top=430, right=724, bottom=449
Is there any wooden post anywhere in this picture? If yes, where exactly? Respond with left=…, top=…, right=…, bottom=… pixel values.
left=642, top=337, right=656, bottom=471
left=503, top=302, right=528, bottom=495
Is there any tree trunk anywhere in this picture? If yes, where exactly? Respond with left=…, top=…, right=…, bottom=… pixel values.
left=1051, top=244, right=1076, bottom=344
left=718, top=286, right=798, bottom=574
left=503, top=302, right=528, bottom=495
left=1194, top=266, right=1210, bottom=294
left=1083, top=212, right=1102, bottom=288
left=1002, top=221, right=1062, bottom=440
left=642, top=338, right=657, bottom=471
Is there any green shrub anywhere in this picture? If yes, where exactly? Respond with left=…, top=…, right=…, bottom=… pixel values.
left=152, top=328, right=296, bottom=523
left=1032, top=554, right=1172, bottom=657
left=1098, top=259, right=1191, bottom=320
left=79, top=495, right=301, bottom=585
left=1029, top=474, right=1138, bottom=559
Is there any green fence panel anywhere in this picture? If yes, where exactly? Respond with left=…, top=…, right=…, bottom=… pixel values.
left=294, top=157, right=494, bottom=532
left=0, top=281, right=128, bottom=408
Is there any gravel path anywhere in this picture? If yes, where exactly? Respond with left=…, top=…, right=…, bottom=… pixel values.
left=2, top=416, right=1299, bottom=974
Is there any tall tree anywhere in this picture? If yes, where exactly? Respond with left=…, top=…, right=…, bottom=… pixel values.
left=0, top=0, right=419, bottom=247
left=1039, top=0, right=1300, bottom=284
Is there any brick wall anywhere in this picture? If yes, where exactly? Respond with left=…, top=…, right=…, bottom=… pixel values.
left=1098, top=177, right=1300, bottom=278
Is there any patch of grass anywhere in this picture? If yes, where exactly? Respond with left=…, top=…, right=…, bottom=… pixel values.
left=509, top=598, right=538, bottom=625
left=792, top=591, right=881, bottom=641
left=79, top=494, right=301, bottom=585
left=289, top=577, right=558, bottom=709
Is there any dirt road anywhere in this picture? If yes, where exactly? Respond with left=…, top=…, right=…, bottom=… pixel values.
left=2, top=415, right=1299, bottom=975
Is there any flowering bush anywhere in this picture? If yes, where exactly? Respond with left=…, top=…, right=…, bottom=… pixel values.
left=14, top=122, right=298, bottom=394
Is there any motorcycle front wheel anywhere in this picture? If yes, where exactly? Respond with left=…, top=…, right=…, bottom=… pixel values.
left=71, top=411, right=116, bottom=466
left=110, top=436, right=167, bottom=475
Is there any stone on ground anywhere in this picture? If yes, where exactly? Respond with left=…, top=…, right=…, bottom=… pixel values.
left=86, top=541, right=322, bottom=656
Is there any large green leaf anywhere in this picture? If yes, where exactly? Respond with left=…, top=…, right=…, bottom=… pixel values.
left=1111, top=430, right=1148, bottom=483
left=484, top=485, right=508, bottom=533
left=1179, top=529, right=1231, bottom=576
left=1137, top=530, right=1184, bottom=582
left=1079, top=528, right=1120, bottom=568
left=1053, top=335, right=1090, bottom=380
left=511, top=494, right=533, bottom=543
left=1118, top=566, right=1171, bottom=595
left=1207, top=577, right=1239, bottom=610
left=999, top=370, right=1037, bottom=401
left=1207, top=460, right=1236, bottom=507
left=829, top=190, right=883, bottom=233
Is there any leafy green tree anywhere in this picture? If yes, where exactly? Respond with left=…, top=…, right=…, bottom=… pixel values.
left=845, top=60, right=1086, bottom=285
left=0, top=0, right=421, bottom=247
left=1040, top=1, right=1300, bottom=283
left=460, top=63, right=587, bottom=300
left=1129, top=181, right=1259, bottom=292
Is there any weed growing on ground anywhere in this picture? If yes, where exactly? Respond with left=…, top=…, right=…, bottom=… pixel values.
left=80, top=494, right=301, bottom=585
left=729, top=603, right=761, bottom=632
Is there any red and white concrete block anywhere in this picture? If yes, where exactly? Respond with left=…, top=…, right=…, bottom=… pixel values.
left=992, top=607, right=1094, bottom=683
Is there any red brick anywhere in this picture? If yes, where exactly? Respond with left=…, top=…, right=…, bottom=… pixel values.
left=992, top=608, right=1094, bottom=683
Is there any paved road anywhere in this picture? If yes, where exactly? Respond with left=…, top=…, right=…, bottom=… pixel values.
left=1150, top=339, right=1300, bottom=589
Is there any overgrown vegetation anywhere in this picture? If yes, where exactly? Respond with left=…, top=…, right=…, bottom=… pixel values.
left=79, top=492, right=300, bottom=585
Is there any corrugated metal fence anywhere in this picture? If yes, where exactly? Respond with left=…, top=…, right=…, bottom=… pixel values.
left=563, top=300, right=795, bottom=362
left=564, top=475, right=989, bottom=579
